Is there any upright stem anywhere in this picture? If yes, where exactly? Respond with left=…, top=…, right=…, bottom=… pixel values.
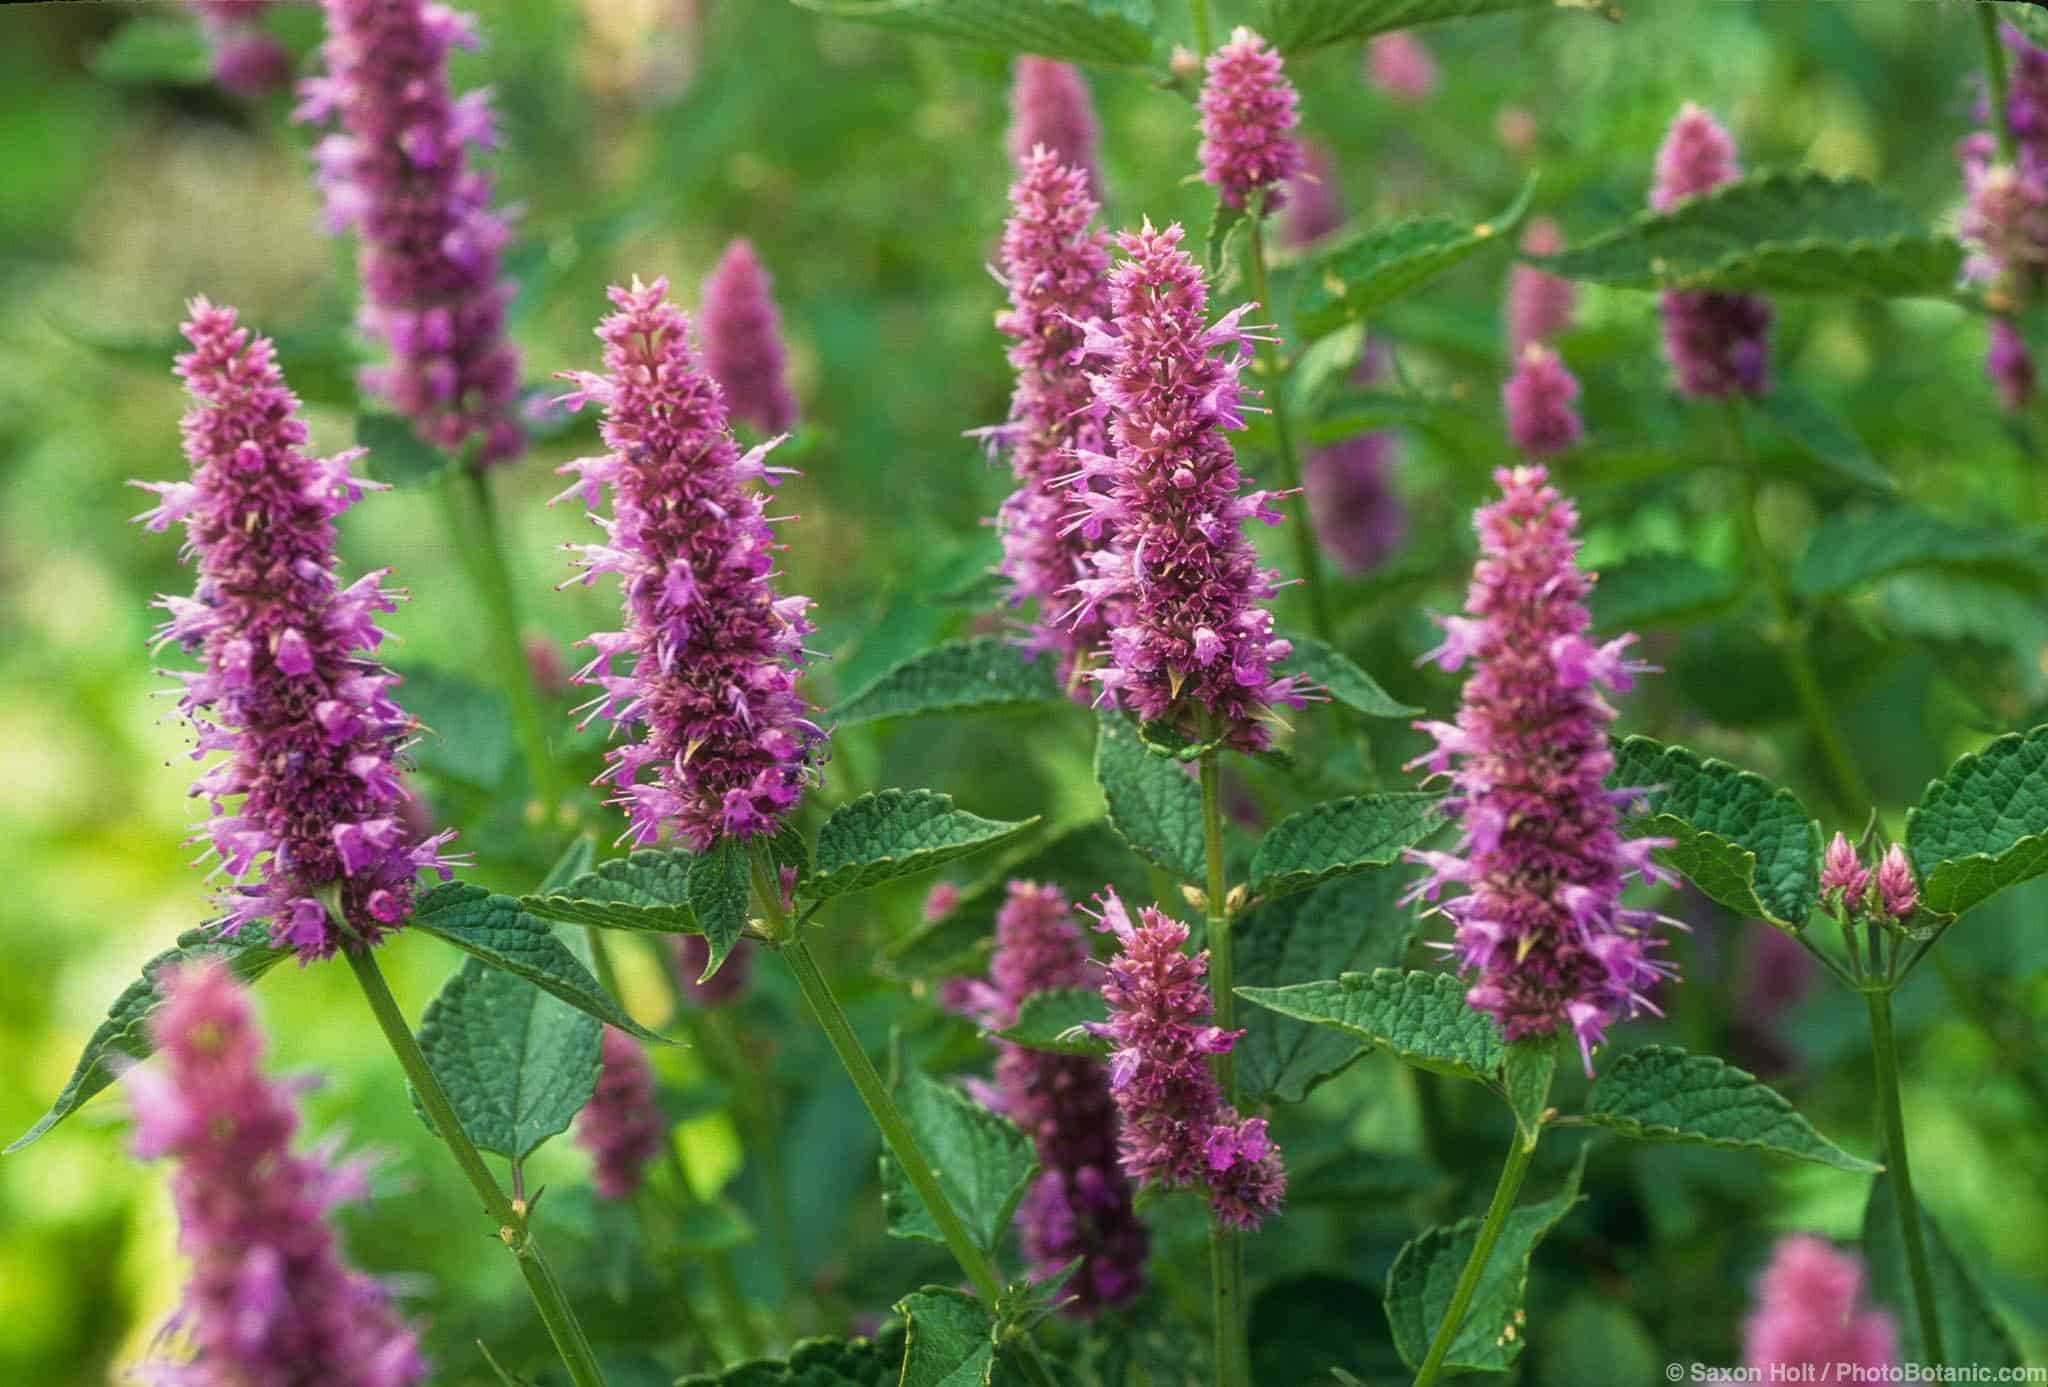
left=1981, top=2, right=2017, bottom=165
left=1865, top=988, right=1946, bottom=1366
left=1188, top=0, right=1214, bottom=54
left=1245, top=221, right=1333, bottom=642
left=1198, top=752, right=1249, bottom=1387
left=345, top=947, right=609, bottom=1387
left=1410, top=1125, right=1542, bottom=1387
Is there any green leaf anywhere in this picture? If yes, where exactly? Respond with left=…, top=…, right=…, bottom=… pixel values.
left=1583, top=1045, right=1878, bottom=1172
left=1236, top=968, right=1505, bottom=1084
left=896, top=1287, right=998, bottom=1387
left=1236, top=870, right=1417, bottom=1104
left=1261, top=0, right=1558, bottom=53
left=830, top=637, right=1065, bottom=727
left=1863, top=1173, right=2022, bottom=1369
left=992, top=988, right=1110, bottom=1058
left=1503, top=1035, right=1557, bottom=1146
left=357, top=412, right=453, bottom=489
left=1750, top=386, right=1896, bottom=492
left=1792, top=508, right=2048, bottom=601
left=408, top=883, right=667, bottom=1044
left=1281, top=636, right=1420, bottom=718
left=1587, top=553, right=1742, bottom=632
left=880, top=1073, right=1038, bottom=1254
left=1530, top=171, right=1963, bottom=298
left=1384, top=1153, right=1585, bottom=1372
left=8, top=926, right=289, bottom=1154
left=90, top=17, right=212, bottom=86
left=789, top=0, right=1156, bottom=66
left=1248, top=793, right=1445, bottom=899
left=1609, top=736, right=1821, bottom=928
left=521, top=848, right=698, bottom=933
left=674, top=1331, right=905, bottom=1387
left=689, top=839, right=752, bottom=977
left=1094, top=716, right=1206, bottom=880
left=807, top=790, right=1037, bottom=902
left=1293, top=177, right=1533, bottom=342
left=395, top=664, right=515, bottom=789
left=1906, top=724, right=2048, bottom=919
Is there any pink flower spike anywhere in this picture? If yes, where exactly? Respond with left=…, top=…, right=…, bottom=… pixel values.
left=1197, top=27, right=1303, bottom=213
left=1503, top=343, right=1585, bottom=457
left=1366, top=32, right=1437, bottom=105
left=700, top=238, right=798, bottom=436
left=1007, top=58, right=1101, bottom=195
left=1743, top=1235, right=1898, bottom=1376
left=576, top=1027, right=666, bottom=1199
left=1506, top=217, right=1577, bottom=354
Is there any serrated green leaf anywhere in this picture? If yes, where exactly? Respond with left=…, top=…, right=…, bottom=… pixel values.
left=1095, top=716, right=1206, bottom=880
left=1248, top=793, right=1445, bottom=899
left=1587, top=553, right=1741, bottom=632
left=1281, top=636, right=1420, bottom=718
left=881, top=1073, right=1038, bottom=1254
left=1236, top=968, right=1504, bottom=1084
left=8, top=926, right=289, bottom=1154
left=807, top=790, right=1037, bottom=902
left=830, top=637, right=1065, bottom=727
left=1584, top=1045, right=1878, bottom=1171
left=395, top=664, right=514, bottom=789
left=1503, top=1035, right=1557, bottom=1146
left=1906, top=725, right=2048, bottom=919
left=1531, top=171, right=1963, bottom=297
left=1293, top=178, right=1532, bottom=341
left=1864, top=1173, right=2023, bottom=1369
left=789, top=0, right=1156, bottom=65
left=90, top=17, right=212, bottom=86
left=992, top=988, right=1110, bottom=1058
left=522, top=848, right=698, bottom=933
left=1261, top=0, right=1558, bottom=53
left=1609, top=736, right=1821, bottom=928
left=897, top=1287, right=998, bottom=1387
left=1751, top=386, right=1896, bottom=492
left=358, top=411, right=453, bottom=488
left=689, top=838, right=752, bottom=976
left=408, top=883, right=667, bottom=1044
left=1792, top=508, right=2048, bottom=601
left=1384, top=1153, right=1585, bottom=1372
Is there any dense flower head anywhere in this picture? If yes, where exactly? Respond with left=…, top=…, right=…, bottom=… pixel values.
left=1366, top=33, right=1437, bottom=105
left=700, top=238, right=798, bottom=436
left=1651, top=102, right=1741, bottom=212
left=1503, top=344, right=1585, bottom=458
left=1742, top=1235, right=1897, bottom=1376
left=1007, top=58, right=1101, bottom=194
left=555, top=277, right=823, bottom=851
left=671, top=934, right=752, bottom=1007
left=1197, top=28, right=1303, bottom=212
left=986, top=146, right=1117, bottom=691
left=297, top=0, right=524, bottom=467
left=1066, top=220, right=1308, bottom=750
left=1282, top=139, right=1342, bottom=250
left=576, top=1027, right=666, bottom=1200
left=138, top=298, right=457, bottom=959
left=188, top=1, right=292, bottom=100
left=1405, top=466, right=1678, bottom=1073
left=128, top=961, right=427, bottom=1387
left=1305, top=340, right=1404, bottom=574
left=1819, top=832, right=1871, bottom=910
left=1089, top=889, right=1285, bottom=1230
left=1875, top=844, right=1917, bottom=922
left=1651, top=105, right=1772, bottom=400
left=1506, top=217, right=1577, bottom=354
left=960, top=883, right=1148, bottom=1312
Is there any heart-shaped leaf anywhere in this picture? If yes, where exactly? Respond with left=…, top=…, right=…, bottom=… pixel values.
left=806, top=790, right=1038, bottom=902
left=830, top=636, right=1066, bottom=727
left=1236, top=968, right=1504, bottom=1085
left=1906, top=725, right=2048, bottom=919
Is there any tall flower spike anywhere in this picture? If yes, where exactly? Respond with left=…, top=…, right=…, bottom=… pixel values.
left=1651, top=104, right=1772, bottom=399
left=1091, top=889, right=1284, bottom=1230
left=1405, top=466, right=1678, bottom=1074
left=188, top=0, right=292, bottom=100
left=987, top=146, right=1117, bottom=692
left=576, top=1027, right=666, bottom=1200
left=1742, top=1235, right=1897, bottom=1376
left=1304, top=340, right=1404, bottom=575
left=556, top=277, right=823, bottom=850
left=128, top=961, right=428, bottom=1387
left=1503, top=343, right=1585, bottom=458
left=1365, top=32, right=1437, bottom=106
left=1506, top=217, right=1577, bottom=354
left=138, top=298, right=457, bottom=960
left=1197, top=28, right=1303, bottom=212
left=1007, top=58, right=1102, bottom=195
left=298, top=0, right=524, bottom=466
left=1074, top=220, right=1308, bottom=750
left=961, top=882, right=1149, bottom=1312
left=700, top=238, right=799, bottom=436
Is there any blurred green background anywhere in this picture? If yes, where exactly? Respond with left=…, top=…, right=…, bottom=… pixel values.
left=3, top=1, right=2047, bottom=1383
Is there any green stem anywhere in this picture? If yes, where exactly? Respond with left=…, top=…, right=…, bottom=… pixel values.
left=1865, top=989, right=1946, bottom=1366
left=1188, top=0, right=1214, bottom=54
left=1981, top=2, right=2018, bottom=165
left=1245, top=220, right=1333, bottom=642
left=344, top=947, right=609, bottom=1387
left=1409, top=1125, right=1542, bottom=1387
left=1198, top=752, right=1249, bottom=1387
left=696, top=1005, right=806, bottom=1301
left=707, top=1246, right=769, bottom=1361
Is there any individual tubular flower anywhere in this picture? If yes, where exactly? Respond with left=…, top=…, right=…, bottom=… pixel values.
left=700, top=238, right=798, bottom=436
left=671, top=934, right=752, bottom=1007
left=1365, top=33, right=1437, bottom=105
left=555, top=277, right=823, bottom=850
left=138, top=299, right=457, bottom=960
left=128, top=961, right=427, bottom=1387
left=297, top=0, right=524, bottom=467
left=1742, top=1235, right=1897, bottom=1376
left=1197, top=27, right=1303, bottom=213
left=576, top=1027, right=666, bottom=1200
left=1651, top=104, right=1772, bottom=400
left=1503, top=344, right=1585, bottom=458
left=960, top=883, right=1148, bottom=1312
left=1304, top=341, right=1404, bottom=575
left=985, top=146, right=1116, bottom=691
left=1506, top=217, right=1577, bottom=354
left=1007, top=58, right=1101, bottom=195
left=1281, top=139, right=1342, bottom=250
left=1405, top=466, right=1678, bottom=1073
left=1091, top=889, right=1284, bottom=1229
left=187, top=1, right=292, bottom=100
left=1819, top=831, right=1871, bottom=911
left=1068, top=221, right=1308, bottom=750
left=1874, top=845, right=1917, bottom=922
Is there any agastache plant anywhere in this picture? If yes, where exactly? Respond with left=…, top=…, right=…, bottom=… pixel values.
left=1742, top=1236, right=1898, bottom=1376
left=1008, top=57, right=1101, bottom=193
left=700, top=238, right=799, bottom=436
left=1958, top=22, right=2048, bottom=409
left=1502, top=344, right=1585, bottom=458
left=186, top=0, right=292, bottom=100
left=1196, top=28, right=1302, bottom=213
left=1652, top=104, right=1772, bottom=399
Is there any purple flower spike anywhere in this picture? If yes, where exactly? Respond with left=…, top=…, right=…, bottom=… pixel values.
left=1651, top=102, right=1741, bottom=212
left=1405, top=466, right=1678, bottom=1075
left=987, top=146, right=1116, bottom=692
left=298, top=0, right=524, bottom=467
left=1874, top=844, right=1917, bottom=922
left=1091, top=889, right=1284, bottom=1230
left=1743, top=1235, right=1897, bottom=1376
left=189, top=2, right=292, bottom=101
left=1506, top=217, right=1577, bottom=354
left=1304, top=341, right=1404, bottom=575
left=1197, top=27, right=1303, bottom=213
left=555, top=277, right=823, bottom=851
left=1282, top=139, right=1343, bottom=250
left=1958, top=32, right=2048, bottom=408
left=1819, top=832, right=1871, bottom=910
left=129, top=961, right=428, bottom=1387
left=1074, top=220, right=1309, bottom=750
left=1366, top=33, right=1437, bottom=106
left=962, top=883, right=1148, bottom=1313
left=1008, top=58, right=1101, bottom=195
left=576, top=1027, right=666, bottom=1201
left=1651, top=105, right=1772, bottom=400
left=700, top=238, right=799, bottom=436
left=1503, top=344, right=1585, bottom=458
left=138, top=298, right=458, bottom=960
